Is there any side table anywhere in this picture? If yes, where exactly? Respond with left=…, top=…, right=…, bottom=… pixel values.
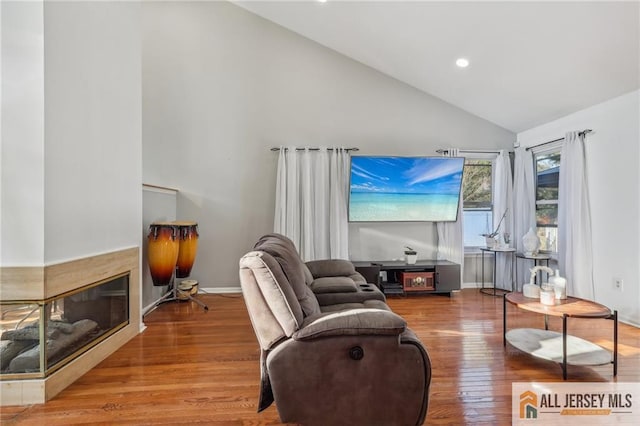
left=480, top=247, right=515, bottom=296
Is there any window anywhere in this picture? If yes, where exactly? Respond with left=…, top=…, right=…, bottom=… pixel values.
left=462, top=159, right=493, bottom=247
left=535, top=150, right=560, bottom=252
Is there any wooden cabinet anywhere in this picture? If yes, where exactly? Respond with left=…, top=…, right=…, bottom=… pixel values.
left=353, top=260, right=460, bottom=296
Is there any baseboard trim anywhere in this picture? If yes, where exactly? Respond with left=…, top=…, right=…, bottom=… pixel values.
left=462, top=282, right=482, bottom=289
left=141, top=297, right=167, bottom=316
left=201, top=287, right=242, bottom=294
left=619, top=315, right=640, bottom=329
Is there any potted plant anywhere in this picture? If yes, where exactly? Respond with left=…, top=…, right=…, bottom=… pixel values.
left=404, top=246, right=417, bottom=265
left=481, top=209, right=508, bottom=248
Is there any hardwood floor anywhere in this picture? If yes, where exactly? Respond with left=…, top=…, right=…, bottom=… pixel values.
left=2, top=289, right=638, bottom=425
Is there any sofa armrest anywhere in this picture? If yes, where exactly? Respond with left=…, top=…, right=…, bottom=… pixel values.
left=292, top=309, right=406, bottom=341
left=305, top=259, right=356, bottom=278
left=309, top=277, right=358, bottom=293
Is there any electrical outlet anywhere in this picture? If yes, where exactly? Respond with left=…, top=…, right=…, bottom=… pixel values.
left=613, top=277, right=624, bottom=291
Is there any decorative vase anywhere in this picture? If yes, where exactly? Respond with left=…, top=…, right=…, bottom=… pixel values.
left=522, top=227, right=539, bottom=256
left=523, top=283, right=540, bottom=298
left=540, top=285, right=556, bottom=306
left=549, top=269, right=567, bottom=300
left=485, top=236, right=497, bottom=249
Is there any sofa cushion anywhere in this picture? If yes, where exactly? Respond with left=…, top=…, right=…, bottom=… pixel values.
left=319, top=299, right=390, bottom=313
left=302, top=264, right=314, bottom=286
left=298, top=287, right=321, bottom=318
left=254, top=235, right=321, bottom=318
left=309, top=277, right=358, bottom=294
left=292, top=309, right=406, bottom=341
left=349, top=273, right=367, bottom=284
left=306, top=259, right=357, bottom=278
left=315, top=284, right=386, bottom=306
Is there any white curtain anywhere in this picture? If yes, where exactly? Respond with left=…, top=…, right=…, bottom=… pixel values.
left=558, top=132, right=594, bottom=299
left=436, top=149, right=464, bottom=281
left=329, top=149, right=350, bottom=257
left=512, top=147, right=536, bottom=288
left=493, top=150, right=514, bottom=290
left=274, top=147, right=350, bottom=261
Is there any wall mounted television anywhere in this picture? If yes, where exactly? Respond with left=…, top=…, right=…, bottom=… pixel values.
left=348, top=156, right=464, bottom=222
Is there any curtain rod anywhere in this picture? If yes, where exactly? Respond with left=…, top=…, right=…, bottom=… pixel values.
left=436, top=148, right=502, bottom=155
left=270, top=147, right=359, bottom=152
left=525, top=129, right=592, bottom=151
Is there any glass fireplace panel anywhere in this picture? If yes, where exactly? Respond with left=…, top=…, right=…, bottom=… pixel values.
left=1, top=274, right=129, bottom=379
left=0, top=303, right=43, bottom=377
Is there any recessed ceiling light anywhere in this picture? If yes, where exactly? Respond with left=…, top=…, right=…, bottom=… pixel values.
left=318, top=0, right=328, bottom=3
left=456, top=58, right=469, bottom=68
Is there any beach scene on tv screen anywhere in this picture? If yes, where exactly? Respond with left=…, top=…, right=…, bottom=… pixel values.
left=349, top=156, right=464, bottom=222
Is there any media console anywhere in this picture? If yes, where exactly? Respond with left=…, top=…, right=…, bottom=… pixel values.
left=352, top=260, right=460, bottom=296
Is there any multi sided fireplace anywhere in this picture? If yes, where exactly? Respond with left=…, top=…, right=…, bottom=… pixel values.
left=0, top=247, right=140, bottom=405
left=1, top=274, right=129, bottom=378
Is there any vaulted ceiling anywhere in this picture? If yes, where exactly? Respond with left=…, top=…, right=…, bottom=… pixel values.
left=235, top=1, right=640, bottom=133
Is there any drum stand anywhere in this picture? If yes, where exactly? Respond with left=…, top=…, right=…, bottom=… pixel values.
left=143, top=272, right=209, bottom=317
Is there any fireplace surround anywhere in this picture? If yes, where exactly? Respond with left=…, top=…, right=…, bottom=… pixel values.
left=0, top=247, right=141, bottom=405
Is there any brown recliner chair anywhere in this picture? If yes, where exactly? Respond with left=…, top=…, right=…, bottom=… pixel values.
left=239, top=234, right=431, bottom=425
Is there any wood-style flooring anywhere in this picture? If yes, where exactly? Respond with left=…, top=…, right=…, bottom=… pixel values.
left=2, top=289, right=639, bottom=425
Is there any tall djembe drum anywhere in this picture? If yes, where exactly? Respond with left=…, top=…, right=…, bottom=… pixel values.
left=143, top=221, right=208, bottom=316
left=174, top=221, right=206, bottom=312
left=147, top=222, right=179, bottom=286
left=173, top=221, right=199, bottom=278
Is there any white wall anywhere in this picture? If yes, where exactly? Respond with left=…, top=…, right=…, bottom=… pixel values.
left=517, top=90, right=640, bottom=326
left=0, top=0, right=45, bottom=266
left=43, top=1, right=142, bottom=264
left=142, top=1, right=514, bottom=288
left=1, top=1, right=141, bottom=271
left=349, top=223, right=438, bottom=262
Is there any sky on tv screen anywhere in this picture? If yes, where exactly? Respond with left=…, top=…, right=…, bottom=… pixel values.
left=349, top=156, right=464, bottom=222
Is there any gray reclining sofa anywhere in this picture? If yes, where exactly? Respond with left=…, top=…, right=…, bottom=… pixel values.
left=239, top=233, right=432, bottom=425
